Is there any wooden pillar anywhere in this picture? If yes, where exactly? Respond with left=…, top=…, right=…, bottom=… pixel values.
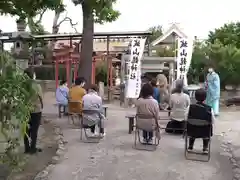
left=55, top=57, right=59, bottom=89
left=147, top=37, right=150, bottom=56
left=91, top=57, right=96, bottom=84
left=68, top=38, right=73, bottom=87
left=99, top=81, right=104, bottom=99
left=66, top=55, right=70, bottom=88
left=169, top=62, right=174, bottom=92
left=106, top=36, right=111, bottom=101
left=73, top=60, right=78, bottom=81
left=109, top=57, right=113, bottom=101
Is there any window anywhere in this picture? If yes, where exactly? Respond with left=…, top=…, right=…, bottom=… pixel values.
left=15, top=41, right=21, bottom=49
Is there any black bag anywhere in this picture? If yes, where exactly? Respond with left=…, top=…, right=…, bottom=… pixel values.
left=165, top=120, right=184, bottom=134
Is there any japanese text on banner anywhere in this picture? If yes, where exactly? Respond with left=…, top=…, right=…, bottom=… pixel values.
left=126, top=38, right=146, bottom=98
left=176, top=38, right=193, bottom=86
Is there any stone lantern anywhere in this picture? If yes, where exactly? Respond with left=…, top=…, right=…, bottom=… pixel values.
left=16, top=18, right=27, bottom=32
left=33, top=42, right=45, bottom=65
left=12, top=32, right=32, bottom=70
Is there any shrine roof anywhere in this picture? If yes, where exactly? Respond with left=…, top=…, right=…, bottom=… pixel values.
left=151, top=24, right=187, bottom=46
left=33, top=31, right=152, bottom=40
left=0, top=32, right=33, bottom=42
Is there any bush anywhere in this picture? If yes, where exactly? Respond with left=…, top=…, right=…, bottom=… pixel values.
left=189, top=41, right=240, bottom=87
left=209, top=43, right=240, bottom=86
left=188, top=41, right=209, bottom=84
left=0, top=51, right=35, bottom=169
left=95, top=60, right=107, bottom=85
left=33, top=65, right=66, bottom=80
left=33, top=61, right=116, bottom=85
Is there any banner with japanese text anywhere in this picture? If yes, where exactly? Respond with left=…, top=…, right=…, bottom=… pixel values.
left=125, top=38, right=146, bottom=98
left=176, top=38, right=193, bottom=86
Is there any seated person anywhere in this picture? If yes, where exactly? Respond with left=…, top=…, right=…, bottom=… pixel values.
left=82, top=84, right=105, bottom=137
left=68, top=77, right=86, bottom=114
left=56, top=80, right=69, bottom=113
left=151, top=78, right=160, bottom=105
left=172, top=79, right=189, bottom=95
left=156, top=74, right=169, bottom=110
left=136, top=83, right=160, bottom=143
left=167, top=79, right=190, bottom=134
left=187, top=88, right=215, bottom=153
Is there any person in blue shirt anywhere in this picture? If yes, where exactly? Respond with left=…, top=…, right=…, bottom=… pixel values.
left=56, top=80, right=69, bottom=108
left=151, top=78, right=160, bottom=104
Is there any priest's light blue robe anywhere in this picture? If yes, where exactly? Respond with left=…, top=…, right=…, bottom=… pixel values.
left=205, top=72, right=220, bottom=115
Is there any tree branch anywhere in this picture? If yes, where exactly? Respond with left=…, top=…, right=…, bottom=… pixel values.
left=54, top=13, right=79, bottom=33
left=35, top=8, right=47, bottom=24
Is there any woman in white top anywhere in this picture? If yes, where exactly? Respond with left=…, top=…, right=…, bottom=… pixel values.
left=166, top=79, right=190, bottom=134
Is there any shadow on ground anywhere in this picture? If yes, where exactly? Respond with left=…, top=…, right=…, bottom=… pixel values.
left=1, top=121, right=57, bottom=180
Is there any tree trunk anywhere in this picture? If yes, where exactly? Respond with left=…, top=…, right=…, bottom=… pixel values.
left=46, top=10, right=62, bottom=64
left=79, top=2, right=94, bottom=85
left=50, top=10, right=61, bottom=50
left=52, top=10, right=61, bottom=34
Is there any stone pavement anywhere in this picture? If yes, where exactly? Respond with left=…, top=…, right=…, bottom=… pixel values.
left=215, top=108, right=240, bottom=179
left=42, top=102, right=233, bottom=180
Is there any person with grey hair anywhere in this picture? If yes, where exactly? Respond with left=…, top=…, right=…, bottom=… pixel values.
left=172, top=79, right=189, bottom=95
left=82, top=84, right=105, bottom=137
left=166, top=79, right=190, bottom=134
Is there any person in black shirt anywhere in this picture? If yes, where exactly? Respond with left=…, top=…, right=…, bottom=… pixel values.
left=187, top=88, right=215, bottom=153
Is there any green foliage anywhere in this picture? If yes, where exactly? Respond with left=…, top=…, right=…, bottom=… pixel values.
left=189, top=39, right=240, bottom=87
left=95, top=61, right=116, bottom=85
left=148, top=25, right=174, bottom=57
left=95, top=61, right=107, bottom=85
left=188, top=40, right=209, bottom=84
left=0, top=52, right=35, bottom=168
left=148, top=25, right=163, bottom=43
left=206, top=22, right=240, bottom=86
left=73, top=0, right=120, bottom=83
left=208, top=42, right=240, bottom=86
left=208, top=22, right=240, bottom=49
left=0, top=0, right=64, bottom=20
left=27, top=18, right=46, bottom=35
left=34, top=65, right=65, bottom=80
left=73, top=0, right=120, bottom=23
left=157, top=47, right=175, bottom=57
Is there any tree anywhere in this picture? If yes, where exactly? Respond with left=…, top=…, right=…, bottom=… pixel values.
left=27, top=12, right=46, bottom=35
left=72, top=0, right=120, bottom=84
left=0, top=52, right=35, bottom=168
left=208, top=22, right=240, bottom=48
left=147, top=25, right=163, bottom=43
left=0, top=0, right=64, bottom=21
left=207, top=41, right=240, bottom=86
left=188, top=40, right=209, bottom=84
left=147, top=25, right=175, bottom=57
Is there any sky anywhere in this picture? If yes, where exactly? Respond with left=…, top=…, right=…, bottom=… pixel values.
left=0, top=0, right=240, bottom=40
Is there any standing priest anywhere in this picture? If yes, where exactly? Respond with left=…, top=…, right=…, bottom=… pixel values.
left=205, top=65, right=220, bottom=116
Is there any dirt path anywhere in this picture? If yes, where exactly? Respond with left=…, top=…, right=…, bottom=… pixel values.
left=44, top=104, right=233, bottom=180
left=5, top=121, right=58, bottom=180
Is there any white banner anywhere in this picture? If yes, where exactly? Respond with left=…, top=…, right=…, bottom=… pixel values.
left=126, top=38, right=146, bottom=98
left=176, top=38, right=193, bottom=86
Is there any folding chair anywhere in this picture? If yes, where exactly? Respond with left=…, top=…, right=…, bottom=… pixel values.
left=68, top=101, right=82, bottom=125
left=159, top=110, right=186, bottom=136
left=80, top=109, right=104, bottom=143
left=184, top=119, right=212, bottom=162
left=133, top=114, right=160, bottom=151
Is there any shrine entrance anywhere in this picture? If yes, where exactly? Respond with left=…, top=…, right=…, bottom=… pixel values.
left=34, top=31, right=152, bottom=101
left=120, top=55, right=175, bottom=106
